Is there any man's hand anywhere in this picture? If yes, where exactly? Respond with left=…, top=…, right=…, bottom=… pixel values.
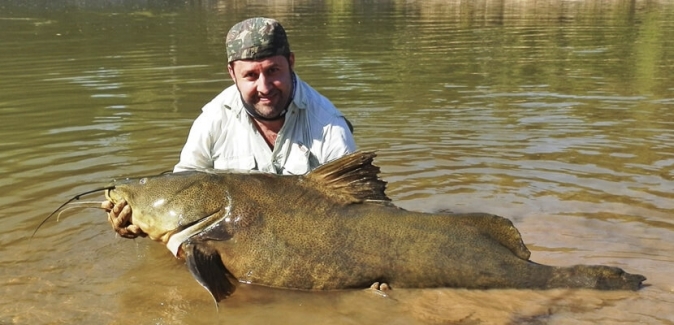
left=101, top=200, right=147, bottom=238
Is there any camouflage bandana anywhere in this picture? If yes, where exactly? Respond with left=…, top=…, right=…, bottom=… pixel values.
left=226, top=17, right=291, bottom=63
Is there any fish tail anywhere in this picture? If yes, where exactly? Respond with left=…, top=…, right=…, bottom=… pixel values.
left=546, top=265, right=646, bottom=291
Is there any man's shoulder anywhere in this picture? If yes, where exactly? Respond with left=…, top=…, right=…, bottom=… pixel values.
left=202, top=84, right=241, bottom=116
left=296, top=77, right=344, bottom=121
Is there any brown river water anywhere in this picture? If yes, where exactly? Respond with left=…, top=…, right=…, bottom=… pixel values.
left=1, top=0, right=673, bottom=324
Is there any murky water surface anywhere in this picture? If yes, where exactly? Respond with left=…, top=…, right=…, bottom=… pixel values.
left=1, top=0, right=673, bottom=324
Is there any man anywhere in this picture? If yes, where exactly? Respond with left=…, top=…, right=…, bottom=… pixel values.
left=102, top=17, right=356, bottom=237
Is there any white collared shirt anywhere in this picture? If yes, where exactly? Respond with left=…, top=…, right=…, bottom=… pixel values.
left=173, top=74, right=356, bottom=175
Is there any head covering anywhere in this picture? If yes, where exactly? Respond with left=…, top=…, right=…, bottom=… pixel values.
left=226, top=17, right=291, bottom=63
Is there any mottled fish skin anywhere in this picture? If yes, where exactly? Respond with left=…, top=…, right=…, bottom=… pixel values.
left=105, top=151, right=646, bottom=303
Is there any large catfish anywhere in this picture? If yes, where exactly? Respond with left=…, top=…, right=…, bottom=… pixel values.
left=100, top=152, right=645, bottom=303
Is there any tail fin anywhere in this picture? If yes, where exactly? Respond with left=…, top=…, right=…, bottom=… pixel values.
left=547, top=265, right=646, bottom=291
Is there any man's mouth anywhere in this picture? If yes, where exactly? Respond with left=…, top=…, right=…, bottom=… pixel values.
left=258, top=92, right=278, bottom=104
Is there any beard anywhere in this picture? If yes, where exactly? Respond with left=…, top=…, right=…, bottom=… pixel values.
left=253, top=92, right=288, bottom=119
left=240, top=92, right=288, bottom=121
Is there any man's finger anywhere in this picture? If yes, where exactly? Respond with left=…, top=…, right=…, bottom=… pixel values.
left=112, top=200, right=126, bottom=214
left=101, top=200, right=113, bottom=210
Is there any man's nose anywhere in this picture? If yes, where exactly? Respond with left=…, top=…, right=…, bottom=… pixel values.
left=256, top=73, right=273, bottom=94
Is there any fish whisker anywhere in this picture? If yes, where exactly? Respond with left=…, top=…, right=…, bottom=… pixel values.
left=53, top=201, right=106, bottom=221
left=32, top=186, right=115, bottom=239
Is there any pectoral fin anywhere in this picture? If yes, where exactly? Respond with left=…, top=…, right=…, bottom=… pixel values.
left=182, top=241, right=236, bottom=305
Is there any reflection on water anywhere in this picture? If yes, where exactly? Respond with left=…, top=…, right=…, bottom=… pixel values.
left=1, top=0, right=673, bottom=324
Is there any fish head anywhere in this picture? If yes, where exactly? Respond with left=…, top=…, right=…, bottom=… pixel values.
left=106, top=171, right=240, bottom=304
left=105, top=171, right=230, bottom=244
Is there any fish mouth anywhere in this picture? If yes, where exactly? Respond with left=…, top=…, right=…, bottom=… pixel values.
left=104, top=186, right=131, bottom=206
left=104, top=187, right=115, bottom=202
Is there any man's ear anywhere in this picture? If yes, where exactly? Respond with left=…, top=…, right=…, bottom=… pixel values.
left=227, top=63, right=236, bottom=81
left=288, top=53, right=295, bottom=70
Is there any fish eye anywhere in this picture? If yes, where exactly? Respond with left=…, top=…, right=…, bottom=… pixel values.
left=139, top=178, right=147, bottom=185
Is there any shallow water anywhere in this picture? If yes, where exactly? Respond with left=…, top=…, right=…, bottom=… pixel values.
left=1, top=0, right=673, bottom=324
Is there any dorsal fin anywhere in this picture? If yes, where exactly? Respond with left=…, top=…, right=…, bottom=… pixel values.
left=304, top=151, right=391, bottom=205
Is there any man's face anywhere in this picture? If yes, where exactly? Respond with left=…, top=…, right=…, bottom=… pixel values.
left=228, top=54, right=295, bottom=120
